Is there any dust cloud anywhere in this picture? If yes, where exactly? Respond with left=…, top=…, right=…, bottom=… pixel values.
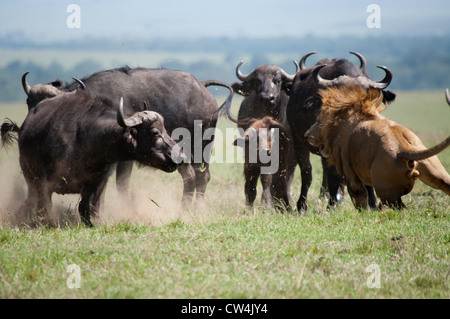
left=0, top=156, right=207, bottom=227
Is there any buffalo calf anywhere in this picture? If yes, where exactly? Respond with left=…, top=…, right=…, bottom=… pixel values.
left=233, top=116, right=292, bottom=208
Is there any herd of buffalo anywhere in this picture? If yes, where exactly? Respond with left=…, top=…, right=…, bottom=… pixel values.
left=1, top=51, right=449, bottom=226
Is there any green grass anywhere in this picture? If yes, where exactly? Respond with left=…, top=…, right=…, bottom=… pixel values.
left=0, top=90, right=449, bottom=299
left=0, top=208, right=449, bottom=298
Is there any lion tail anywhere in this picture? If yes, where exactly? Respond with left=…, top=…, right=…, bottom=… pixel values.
left=398, top=136, right=450, bottom=161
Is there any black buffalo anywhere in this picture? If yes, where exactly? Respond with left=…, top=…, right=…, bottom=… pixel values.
left=219, top=61, right=299, bottom=207
left=224, top=62, right=299, bottom=208
left=21, top=72, right=86, bottom=110
left=1, top=88, right=184, bottom=226
left=21, top=67, right=234, bottom=206
left=230, top=61, right=298, bottom=129
left=286, top=51, right=395, bottom=211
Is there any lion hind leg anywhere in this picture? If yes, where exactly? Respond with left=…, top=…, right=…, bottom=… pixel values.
left=346, top=181, right=369, bottom=211
left=375, top=183, right=408, bottom=210
left=378, top=197, right=406, bottom=210
left=416, top=157, right=450, bottom=196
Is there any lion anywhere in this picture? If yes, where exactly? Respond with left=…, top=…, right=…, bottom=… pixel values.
left=305, top=86, right=450, bottom=210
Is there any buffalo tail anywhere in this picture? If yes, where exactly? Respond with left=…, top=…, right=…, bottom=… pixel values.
left=1, top=118, right=20, bottom=150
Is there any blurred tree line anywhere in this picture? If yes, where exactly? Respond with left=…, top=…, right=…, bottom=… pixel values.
left=1, top=34, right=450, bottom=102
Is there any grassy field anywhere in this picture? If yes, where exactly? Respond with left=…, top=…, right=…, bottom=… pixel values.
left=0, top=90, right=449, bottom=299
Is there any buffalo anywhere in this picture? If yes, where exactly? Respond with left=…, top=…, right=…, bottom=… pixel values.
left=21, top=72, right=86, bottom=110
left=21, top=67, right=234, bottom=206
left=223, top=62, right=298, bottom=208
left=232, top=116, right=291, bottom=207
left=230, top=61, right=298, bottom=128
left=286, top=51, right=395, bottom=211
left=1, top=88, right=184, bottom=226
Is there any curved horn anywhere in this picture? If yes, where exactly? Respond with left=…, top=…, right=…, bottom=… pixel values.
left=370, top=66, right=393, bottom=90
left=117, top=97, right=159, bottom=128
left=299, top=51, right=317, bottom=70
left=72, top=77, right=86, bottom=90
left=312, top=64, right=330, bottom=86
left=236, top=61, right=254, bottom=82
left=22, top=72, right=31, bottom=96
left=293, top=60, right=300, bottom=73
left=349, top=51, right=367, bottom=73
left=446, top=89, right=450, bottom=106
left=314, top=64, right=392, bottom=90
left=280, top=61, right=299, bottom=82
left=117, top=97, right=127, bottom=127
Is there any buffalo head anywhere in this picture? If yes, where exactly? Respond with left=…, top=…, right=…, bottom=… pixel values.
left=299, top=52, right=396, bottom=104
left=233, top=117, right=285, bottom=167
left=117, top=98, right=185, bottom=172
left=232, top=61, right=299, bottom=105
left=312, top=64, right=392, bottom=90
left=22, top=72, right=86, bottom=109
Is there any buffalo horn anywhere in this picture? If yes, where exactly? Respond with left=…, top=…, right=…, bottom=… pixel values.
left=313, top=64, right=392, bottom=89
left=312, top=64, right=330, bottom=85
left=446, top=89, right=450, bottom=106
left=117, top=97, right=159, bottom=128
left=117, top=97, right=127, bottom=127
left=293, top=60, right=300, bottom=73
left=236, top=61, right=254, bottom=82
left=72, top=77, right=86, bottom=90
left=299, top=51, right=317, bottom=70
left=370, top=66, right=393, bottom=89
left=22, top=72, right=31, bottom=96
left=349, top=51, right=367, bottom=73
left=280, top=61, right=299, bottom=81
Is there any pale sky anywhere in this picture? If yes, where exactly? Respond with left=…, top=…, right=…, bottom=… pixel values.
left=1, top=0, right=449, bottom=42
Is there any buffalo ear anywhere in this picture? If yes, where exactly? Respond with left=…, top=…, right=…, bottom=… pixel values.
left=232, top=82, right=252, bottom=96
left=124, top=127, right=138, bottom=149
left=282, top=80, right=293, bottom=95
left=49, top=80, right=63, bottom=88
left=382, top=90, right=396, bottom=104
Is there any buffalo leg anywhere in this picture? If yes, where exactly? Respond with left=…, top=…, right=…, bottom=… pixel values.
left=323, top=161, right=345, bottom=208
left=296, top=147, right=312, bottom=211
left=271, top=163, right=292, bottom=210
left=178, top=164, right=196, bottom=206
left=91, top=178, right=109, bottom=218
left=79, top=189, right=95, bottom=227
left=284, top=149, right=297, bottom=206
left=272, top=141, right=296, bottom=209
left=193, top=162, right=211, bottom=203
left=260, top=173, right=273, bottom=207
left=244, top=167, right=259, bottom=206
left=320, top=163, right=329, bottom=199
left=35, top=185, right=52, bottom=226
left=271, top=176, right=291, bottom=211
left=18, top=185, right=38, bottom=225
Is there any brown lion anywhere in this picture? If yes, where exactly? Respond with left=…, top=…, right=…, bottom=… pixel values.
left=305, top=86, right=450, bottom=209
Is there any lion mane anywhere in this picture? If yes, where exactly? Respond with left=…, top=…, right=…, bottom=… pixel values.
left=307, top=85, right=450, bottom=209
